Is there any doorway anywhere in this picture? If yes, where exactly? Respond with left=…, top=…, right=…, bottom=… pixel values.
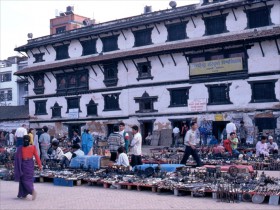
left=212, top=121, right=229, bottom=142
left=140, top=121, right=154, bottom=145
left=67, top=124, right=84, bottom=139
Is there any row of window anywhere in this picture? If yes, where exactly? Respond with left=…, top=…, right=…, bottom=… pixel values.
left=0, top=89, right=12, bottom=101
left=33, top=6, right=272, bottom=62
left=33, top=48, right=247, bottom=94
left=0, top=72, right=12, bottom=83
left=34, top=80, right=278, bottom=116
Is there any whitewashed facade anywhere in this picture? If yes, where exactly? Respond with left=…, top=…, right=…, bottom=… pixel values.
left=15, top=0, right=280, bottom=143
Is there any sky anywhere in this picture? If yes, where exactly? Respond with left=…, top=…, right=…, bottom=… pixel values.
left=0, top=0, right=199, bottom=60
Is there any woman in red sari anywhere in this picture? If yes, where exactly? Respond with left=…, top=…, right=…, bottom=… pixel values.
left=14, top=135, right=42, bottom=200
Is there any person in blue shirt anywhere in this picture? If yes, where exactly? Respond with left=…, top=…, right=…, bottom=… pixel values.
left=209, top=135, right=218, bottom=146
left=81, top=129, right=94, bottom=155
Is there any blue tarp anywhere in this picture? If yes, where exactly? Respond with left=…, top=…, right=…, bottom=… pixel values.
left=133, top=164, right=185, bottom=172
left=69, top=155, right=102, bottom=169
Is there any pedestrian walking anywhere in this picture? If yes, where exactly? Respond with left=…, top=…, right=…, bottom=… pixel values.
left=107, top=125, right=125, bottom=161
left=81, top=129, right=94, bottom=155
left=39, top=126, right=50, bottom=161
left=14, top=135, right=42, bottom=200
left=180, top=122, right=202, bottom=167
left=119, top=122, right=130, bottom=153
left=15, top=124, right=27, bottom=147
left=130, top=125, right=142, bottom=167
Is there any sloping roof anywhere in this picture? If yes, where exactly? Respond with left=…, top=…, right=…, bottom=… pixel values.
left=0, top=106, right=29, bottom=121
left=14, top=27, right=280, bottom=76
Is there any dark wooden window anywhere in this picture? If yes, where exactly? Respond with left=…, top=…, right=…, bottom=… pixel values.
left=204, top=14, right=228, bottom=35
left=101, top=35, right=119, bottom=52
left=166, top=22, right=187, bottom=41
left=86, top=99, right=98, bottom=116
left=66, top=97, right=81, bottom=113
left=34, top=100, right=47, bottom=115
left=206, top=84, right=231, bottom=105
left=56, top=70, right=89, bottom=94
left=103, top=93, right=121, bottom=111
left=103, top=63, right=118, bottom=87
left=80, top=39, right=97, bottom=56
left=249, top=80, right=278, bottom=103
left=255, top=118, right=277, bottom=132
left=168, top=87, right=190, bottom=107
left=56, top=26, right=66, bottom=34
left=51, top=102, right=62, bottom=118
left=246, top=7, right=271, bottom=29
left=133, top=28, right=153, bottom=47
left=134, top=91, right=158, bottom=113
left=137, top=62, right=153, bottom=80
left=0, top=91, right=4, bottom=102
left=7, top=90, right=12, bottom=101
left=0, top=72, right=12, bottom=82
left=33, top=53, right=45, bottom=63
left=33, top=74, right=45, bottom=94
left=54, top=44, right=70, bottom=60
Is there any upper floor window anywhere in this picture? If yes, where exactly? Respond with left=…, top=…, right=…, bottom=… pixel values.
left=103, top=63, right=118, bottom=87
left=101, top=35, right=119, bottom=52
left=66, top=96, right=81, bottom=113
left=133, top=28, right=153, bottom=47
left=204, top=14, right=228, bottom=35
left=56, top=70, right=88, bottom=94
left=168, top=87, right=190, bottom=107
left=0, top=72, right=12, bottom=82
left=80, top=39, right=97, bottom=56
left=246, top=7, right=272, bottom=29
left=134, top=91, right=158, bottom=113
left=86, top=99, right=98, bottom=116
left=33, top=74, right=45, bottom=94
left=0, top=89, right=12, bottom=102
left=56, top=26, right=66, bottom=34
left=206, top=84, right=232, bottom=105
left=103, top=93, right=121, bottom=111
left=34, top=100, right=47, bottom=115
left=33, top=53, right=45, bottom=63
left=51, top=102, right=62, bottom=118
left=54, top=44, right=70, bottom=60
left=137, top=61, right=153, bottom=81
left=248, top=80, right=278, bottom=103
left=166, top=22, right=187, bottom=42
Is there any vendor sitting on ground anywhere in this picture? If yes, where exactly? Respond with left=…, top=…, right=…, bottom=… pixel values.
left=229, top=132, right=239, bottom=156
left=115, top=146, right=130, bottom=167
left=47, top=139, right=64, bottom=161
left=209, top=136, right=218, bottom=146
left=60, top=143, right=85, bottom=168
left=267, top=136, right=279, bottom=155
left=256, top=136, right=269, bottom=157
left=223, top=138, right=232, bottom=155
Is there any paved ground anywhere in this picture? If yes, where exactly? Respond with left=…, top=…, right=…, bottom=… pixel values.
left=0, top=180, right=279, bottom=210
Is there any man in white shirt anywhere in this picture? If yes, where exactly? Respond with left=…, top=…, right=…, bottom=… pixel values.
left=172, top=126, right=180, bottom=147
left=226, top=121, right=236, bottom=139
left=267, top=136, right=278, bottom=155
left=15, top=124, right=27, bottom=147
left=180, top=122, right=202, bottom=167
left=115, top=146, right=130, bottom=167
left=130, top=125, right=142, bottom=167
left=256, top=136, right=269, bottom=157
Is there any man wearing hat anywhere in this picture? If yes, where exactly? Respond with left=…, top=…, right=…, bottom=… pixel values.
left=267, top=136, right=278, bottom=155
left=130, top=125, right=142, bottom=167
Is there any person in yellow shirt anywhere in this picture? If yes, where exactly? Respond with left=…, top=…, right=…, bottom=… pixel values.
left=28, top=128, right=34, bottom=145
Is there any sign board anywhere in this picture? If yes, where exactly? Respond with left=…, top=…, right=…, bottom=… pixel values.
left=188, top=99, right=207, bottom=112
left=190, top=57, right=243, bottom=76
left=68, top=108, right=79, bottom=119
left=215, top=114, right=224, bottom=121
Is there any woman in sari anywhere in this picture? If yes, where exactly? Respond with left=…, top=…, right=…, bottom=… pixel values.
left=14, top=135, right=42, bottom=200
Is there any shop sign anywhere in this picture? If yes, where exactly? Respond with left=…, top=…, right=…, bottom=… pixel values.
left=215, top=114, right=224, bottom=121
left=188, top=99, right=207, bottom=112
left=68, top=108, right=79, bottom=119
left=190, top=57, right=243, bottom=76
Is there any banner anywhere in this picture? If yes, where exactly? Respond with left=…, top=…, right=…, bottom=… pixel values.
left=188, top=99, right=207, bottom=112
left=190, top=57, right=243, bottom=76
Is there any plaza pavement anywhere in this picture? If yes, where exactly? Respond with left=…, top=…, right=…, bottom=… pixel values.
left=0, top=180, right=279, bottom=210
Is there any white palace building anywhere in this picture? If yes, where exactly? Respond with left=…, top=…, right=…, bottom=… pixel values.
left=15, top=0, right=280, bottom=143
